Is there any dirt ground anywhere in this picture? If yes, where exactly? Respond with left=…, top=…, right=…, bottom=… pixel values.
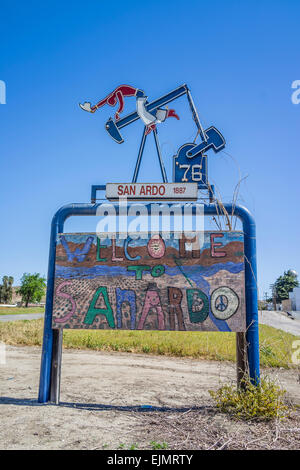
left=0, top=345, right=299, bottom=450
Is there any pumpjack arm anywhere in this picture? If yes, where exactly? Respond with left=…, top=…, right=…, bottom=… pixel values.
left=105, top=84, right=188, bottom=143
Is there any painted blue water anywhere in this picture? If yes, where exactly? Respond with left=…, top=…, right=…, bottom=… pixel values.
left=55, top=261, right=243, bottom=280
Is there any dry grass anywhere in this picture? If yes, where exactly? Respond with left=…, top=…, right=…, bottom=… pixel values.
left=133, top=406, right=300, bottom=450
left=0, top=318, right=297, bottom=368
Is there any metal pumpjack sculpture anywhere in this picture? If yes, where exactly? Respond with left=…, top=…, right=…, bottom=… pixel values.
left=80, top=84, right=226, bottom=191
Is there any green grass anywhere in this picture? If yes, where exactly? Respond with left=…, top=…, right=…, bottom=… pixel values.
left=150, top=441, right=168, bottom=450
left=0, top=307, right=44, bottom=315
left=0, top=318, right=297, bottom=368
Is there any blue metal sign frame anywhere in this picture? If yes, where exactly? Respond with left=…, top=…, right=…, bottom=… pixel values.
left=38, top=198, right=260, bottom=403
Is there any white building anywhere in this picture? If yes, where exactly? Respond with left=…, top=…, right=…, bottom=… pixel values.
left=289, top=287, right=300, bottom=313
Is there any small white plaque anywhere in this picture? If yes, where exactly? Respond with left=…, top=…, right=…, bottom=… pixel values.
left=106, top=183, right=198, bottom=201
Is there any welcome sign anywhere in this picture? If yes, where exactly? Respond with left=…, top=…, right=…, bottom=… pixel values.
left=52, top=232, right=246, bottom=332
left=38, top=82, right=260, bottom=405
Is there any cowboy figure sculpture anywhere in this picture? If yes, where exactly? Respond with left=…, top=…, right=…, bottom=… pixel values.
left=79, top=84, right=179, bottom=135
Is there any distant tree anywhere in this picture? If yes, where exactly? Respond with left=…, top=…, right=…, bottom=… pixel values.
left=273, top=270, right=299, bottom=302
left=17, top=273, right=46, bottom=307
left=0, top=276, right=14, bottom=304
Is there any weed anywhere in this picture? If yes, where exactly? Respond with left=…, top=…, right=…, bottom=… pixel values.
left=150, top=441, right=168, bottom=450
left=128, top=443, right=139, bottom=450
left=260, top=345, right=275, bottom=357
left=209, top=376, right=289, bottom=421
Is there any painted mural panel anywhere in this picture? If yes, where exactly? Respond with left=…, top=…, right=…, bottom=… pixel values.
left=52, top=232, right=246, bottom=332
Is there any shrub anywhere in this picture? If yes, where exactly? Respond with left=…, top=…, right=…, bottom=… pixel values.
left=209, top=376, right=289, bottom=421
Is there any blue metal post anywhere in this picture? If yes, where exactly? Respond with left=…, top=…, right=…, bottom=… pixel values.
left=38, top=201, right=260, bottom=403
left=203, top=203, right=260, bottom=384
left=233, top=204, right=260, bottom=384
left=38, top=204, right=102, bottom=403
left=153, top=128, right=168, bottom=183
left=132, top=127, right=147, bottom=183
left=38, top=213, right=63, bottom=402
left=91, top=185, right=106, bottom=203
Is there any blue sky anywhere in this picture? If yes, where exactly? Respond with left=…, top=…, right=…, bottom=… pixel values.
left=0, top=0, right=299, bottom=298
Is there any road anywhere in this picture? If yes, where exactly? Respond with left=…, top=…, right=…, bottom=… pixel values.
left=259, top=310, right=300, bottom=336
left=0, top=345, right=299, bottom=450
left=0, top=313, right=44, bottom=322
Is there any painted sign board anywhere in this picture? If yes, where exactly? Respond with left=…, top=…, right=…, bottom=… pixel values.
left=52, top=232, right=246, bottom=332
left=106, top=183, right=198, bottom=200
